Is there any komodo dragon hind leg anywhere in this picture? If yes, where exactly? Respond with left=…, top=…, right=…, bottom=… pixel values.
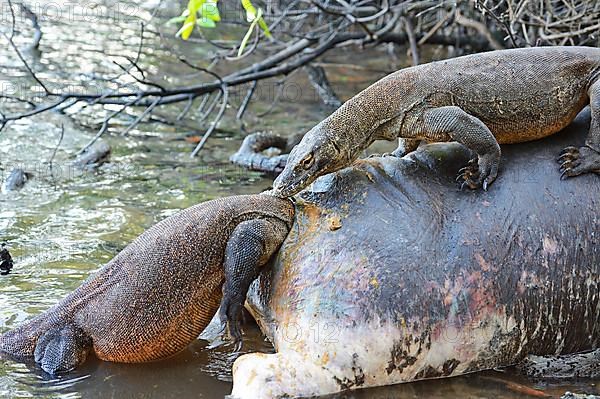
left=422, top=106, right=501, bottom=190
left=559, top=80, right=600, bottom=179
left=34, top=325, right=91, bottom=375
left=219, top=218, right=289, bottom=343
left=518, top=348, right=600, bottom=379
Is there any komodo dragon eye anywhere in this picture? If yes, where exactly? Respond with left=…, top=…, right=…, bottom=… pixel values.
left=300, top=153, right=314, bottom=169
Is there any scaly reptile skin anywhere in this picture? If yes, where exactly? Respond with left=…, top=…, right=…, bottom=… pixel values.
left=273, top=46, right=600, bottom=196
left=0, top=194, right=294, bottom=374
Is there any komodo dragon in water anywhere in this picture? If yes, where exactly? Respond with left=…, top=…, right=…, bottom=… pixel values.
left=0, top=194, right=294, bottom=375
left=272, top=46, right=600, bottom=196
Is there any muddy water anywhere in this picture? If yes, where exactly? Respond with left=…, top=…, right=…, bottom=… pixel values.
left=0, top=1, right=598, bottom=398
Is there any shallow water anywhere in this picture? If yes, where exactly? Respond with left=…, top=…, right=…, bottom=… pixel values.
left=0, top=1, right=598, bottom=398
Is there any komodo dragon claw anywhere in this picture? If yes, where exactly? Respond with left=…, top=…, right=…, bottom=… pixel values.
left=456, top=156, right=498, bottom=191
left=219, top=296, right=243, bottom=344
left=558, top=146, right=579, bottom=162
left=558, top=146, right=600, bottom=179
left=457, top=159, right=481, bottom=190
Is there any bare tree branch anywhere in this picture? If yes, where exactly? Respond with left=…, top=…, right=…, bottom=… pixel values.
left=2, top=0, right=596, bottom=159
left=191, top=85, right=229, bottom=157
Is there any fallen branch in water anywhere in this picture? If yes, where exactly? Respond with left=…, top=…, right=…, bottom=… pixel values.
left=230, top=131, right=303, bottom=174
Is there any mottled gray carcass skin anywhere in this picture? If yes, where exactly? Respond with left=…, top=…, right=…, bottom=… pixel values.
left=232, top=111, right=600, bottom=398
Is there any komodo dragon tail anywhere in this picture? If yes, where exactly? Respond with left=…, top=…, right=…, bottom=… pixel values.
left=0, top=313, right=48, bottom=358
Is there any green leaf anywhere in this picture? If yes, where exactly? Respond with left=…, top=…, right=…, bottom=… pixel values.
left=197, top=18, right=216, bottom=28
left=179, top=0, right=207, bottom=40
left=167, top=15, right=187, bottom=25
left=257, top=17, right=271, bottom=38
left=188, top=0, right=206, bottom=14
left=176, top=21, right=196, bottom=39
left=200, top=0, right=220, bottom=22
left=240, top=0, right=271, bottom=38
left=241, top=0, right=257, bottom=21
left=238, top=8, right=261, bottom=57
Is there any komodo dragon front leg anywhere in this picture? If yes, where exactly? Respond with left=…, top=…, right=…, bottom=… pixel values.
left=413, top=106, right=502, bottom=190
left=559, top=80, right=600, bottom=178
left=219, top=217, right=290, bottom=343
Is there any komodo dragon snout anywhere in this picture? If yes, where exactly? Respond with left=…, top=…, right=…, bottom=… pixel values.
left=273, top=127, right=350, bottom=197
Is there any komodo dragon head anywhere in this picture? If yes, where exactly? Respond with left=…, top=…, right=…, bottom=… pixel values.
left=273, top=124, right=353, bottom=197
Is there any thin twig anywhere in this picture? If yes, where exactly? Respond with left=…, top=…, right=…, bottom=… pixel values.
left=176, top=95, right=195, bottom=121
left=191, top=85, right=229, bottom=157
left=403, top=17, right=420, bottom=66
left=475, top=0, right=519, bottom=47
left=48, top=124, right=64, bottom=170
left=198, top=90, right=223, bottom=123
left=77, top=95, right=143, bottom=154
left=236, top=81, right=257, bottom=120
left=178, top=57, right=223, bottom=83
left=4, top=0, right=50, bottom=94
left=113, top=60, right=166, bottom=92
left=121, top=96, right=161, bottom=136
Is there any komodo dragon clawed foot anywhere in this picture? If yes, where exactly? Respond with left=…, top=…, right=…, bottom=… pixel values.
left=219, top=295, right=244, bottom=343
left=456, top=155, right=498, bottom=191
left=456, top=158, right=480, bottom=190
left=558, top=146, right=600, bottom=179
left=34, top=325, right=91, bottom=374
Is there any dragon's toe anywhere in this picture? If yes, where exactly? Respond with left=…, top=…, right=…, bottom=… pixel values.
left=218, top=296, right=244, bottom=344
left=34, top=326, right=90, bottom=375
left=558, top=146, right=579, bottom=163
left=457, top=158, right=483, bottom=190
left=457, top=156, right=498, bottom=191
left=558, top=146, right=600, bottom=180
left=559, top=159, right=581, bottom=173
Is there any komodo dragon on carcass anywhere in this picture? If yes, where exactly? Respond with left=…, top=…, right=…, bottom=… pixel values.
left=0, top=194, right=294, bottom=374
left=272, top=46, right=600, bottom=196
